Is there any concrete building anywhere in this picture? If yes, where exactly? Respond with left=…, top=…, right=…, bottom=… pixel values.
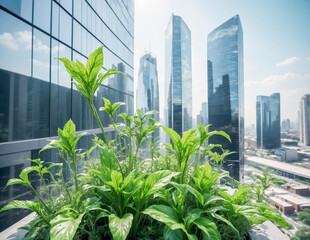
left=269, top=197, right=295, bottom=215
left=256, top=93, right=281, bottom=149
left=276, top=194, right=310, bottom=212
left=299, top=94, right=310, bottom=146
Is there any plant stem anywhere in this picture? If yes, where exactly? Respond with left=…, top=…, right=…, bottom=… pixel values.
left=49, top=172, right=61, bottom=195
left=29, top=185, right=51, bottom=214
left=88, top=99, right=108, bottom=145
left=40, top=174, right=52, bottom=201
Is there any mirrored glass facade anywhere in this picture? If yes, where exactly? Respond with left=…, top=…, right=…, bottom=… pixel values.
left=0, top=0, right=133, bottom=231
left=256, top=93, right=281, bottom=150
left=136, top=53, right=160, bottom=140
left=207, top=15, right=244, bottom=181
left=164, top=14, right=192, bottom=138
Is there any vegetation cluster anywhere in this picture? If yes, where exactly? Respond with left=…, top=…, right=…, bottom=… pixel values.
left=1, top=47, right=288, bottom=240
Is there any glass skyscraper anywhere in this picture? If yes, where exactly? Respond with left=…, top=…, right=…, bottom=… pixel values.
left=207, top=15, right=244, bottom=181
left=256, top=93, right=281, bottom=149
left=136, top=53, right=159, bottom=140
left=164, top=14, right=192, bottom=137
left=0, top=0, right=134, bottom=231
left=299, top=94, right=310, bottom=146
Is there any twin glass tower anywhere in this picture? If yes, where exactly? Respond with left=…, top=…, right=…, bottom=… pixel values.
left=158, top=14, right=244, bottom=180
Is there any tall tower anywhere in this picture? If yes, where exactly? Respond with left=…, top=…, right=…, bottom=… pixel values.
left=136, top=53, right=160, bottom=140
left=256, top=93, right=281, bottom=149
left=164, top=14, right=192, bottom=137
left=300, top=94, right=310, bottom=146
left=207, top=15, right=244, bottom=181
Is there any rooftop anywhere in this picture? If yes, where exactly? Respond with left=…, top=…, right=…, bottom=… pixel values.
left=276, top=194, right=310, bottom=205
left=269, top=197, right=293, bottom=207
left=247, top=156, right=310, bottom=179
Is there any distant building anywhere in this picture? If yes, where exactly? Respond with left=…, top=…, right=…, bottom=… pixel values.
left=256, top=93, right=281, bottom=149
left=207, top=15, right=244, bottom=181
left=299, top=94, right=310, bottom=146
left=136, top=53, right=159, bottom=142
left=269, top=197, right=294, bottom=215
left=164, top=14, right=192, bottom=137
left=196, top=102, right=208, bottom=128
left=282, top=119, right=291, bottom=131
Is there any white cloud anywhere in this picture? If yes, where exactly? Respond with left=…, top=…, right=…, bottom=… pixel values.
left=0, top=32, right=19, bottom=50
left=262, top=72, right=296, bottom=85
left=34, top=39, right=49, bottom=53
left=0, top=31, right=33, bottom=50
left=306, top=57, right=310, bottom=61
left=276, top=57, right=297, bottom=67
left=245, top=80, right=259, bottom=87
left=208, top=25, right=238, bottom=42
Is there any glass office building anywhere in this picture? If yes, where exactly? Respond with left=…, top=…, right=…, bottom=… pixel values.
left=207, top=15, right=244, bottom=181
left=164, top=14, right=192, bottom=137
left=256, top=93, right=281, bottom=149
left=0, top=0, right=134, bottom=231
left=299, top=94, right=310, bottom=146
left=136, top=53, right=159, bottom=140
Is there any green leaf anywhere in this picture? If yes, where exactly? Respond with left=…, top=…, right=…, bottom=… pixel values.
left=86, top=46, right=103, bottom=82
left=163, top=225, right=183, bottom=240
left=5, top=178, right=28, bottom=188
left=143, top=205, right=182, bottom=230
left=184, top=208, right=203, bottom=228
left=208, top=130, right=231, bottom=143
left=212, top=212, right=239, bottom=234
left=95, top=210, right=110, bottom=222
left=163, top=127, right=181, bottom=151
left=0, top=200, right=41, bottom=214
left=194, top=217, right=221, bottom=240
left=138, top=170, right=180, bottom=201
left=109, top=213, right=133, bottom=240
left=19, top=166, right=40, bottom=183
left=50, top=211, right=84, bottom=240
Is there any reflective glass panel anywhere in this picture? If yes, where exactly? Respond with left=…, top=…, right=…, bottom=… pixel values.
left=34, top=0, right=51, bottom=33
left=0, top=0, right=32, bottom=22
left=33, top=29, right=50, bottom=81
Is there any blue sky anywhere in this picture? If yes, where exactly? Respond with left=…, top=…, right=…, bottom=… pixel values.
left=134, top=0, right=310, bottom=126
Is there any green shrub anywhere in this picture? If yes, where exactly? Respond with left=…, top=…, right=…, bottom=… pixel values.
left=0, top=47, right=288, bottom=240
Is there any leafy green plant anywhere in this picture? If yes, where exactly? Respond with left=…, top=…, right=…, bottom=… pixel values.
left=253, top=170, right=284, bottom=202
left=58, top=46, right=123, bottom=144
left=1, top=46, right=289, bottom=240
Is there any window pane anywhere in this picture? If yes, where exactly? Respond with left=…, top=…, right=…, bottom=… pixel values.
left=0, top=0, right=32, bottom=22
left=50, top=40, right=71, bottom=136
left=52, top=1, right=59, bottom=39
left=34, top=0, right=51, bottom=33
left=0, top=10, right=31, bottom=76
left=59, top=8, right=72, bottom=46
left=33, top=29, right=50, bottom=81
left=60, top=0, right=72, bottom=14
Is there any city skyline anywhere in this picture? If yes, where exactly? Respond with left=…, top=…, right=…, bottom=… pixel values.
left=134, top=0, right=310, bottom=127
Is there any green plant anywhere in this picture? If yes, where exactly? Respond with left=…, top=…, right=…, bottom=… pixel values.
left=58, top=46, right=123, bottom=145
left=0, top=46, right=289, bottom=240
left=253, top=170, right=284, bottom=202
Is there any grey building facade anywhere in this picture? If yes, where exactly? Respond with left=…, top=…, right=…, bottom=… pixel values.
left=0, top=0, right=134, bottom=231
left=207, top=15, right=244, bottom=181
left=256, top=93, right=281, bottom=149
left=300, top=94, right=310, bottom=146
left=164, top=14, right=192, bottom=137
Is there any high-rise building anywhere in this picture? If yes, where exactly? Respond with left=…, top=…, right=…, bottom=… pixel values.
left=0, top=0, right=134, bottom=231
left=282, top=119, right=291, bottom=131
left=207, top=15, right=244, bottom=181
left=164, top=14, right=192, bottom=137
left=256, top=93, right=281, bottom=149
left=299, top=94, right=310, bottom=146
left=136, top=53, right=159, bottom=140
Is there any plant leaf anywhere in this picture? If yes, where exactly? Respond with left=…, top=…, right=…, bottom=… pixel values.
left=109, top=213, right=133, bottom=240
left=0, top=200, right=41, bottom=215
left=86, top=46, right=103, bottom=83
left=50, top=211, right=84, bottom=240
left=194, top=217, right=221, bottom=240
